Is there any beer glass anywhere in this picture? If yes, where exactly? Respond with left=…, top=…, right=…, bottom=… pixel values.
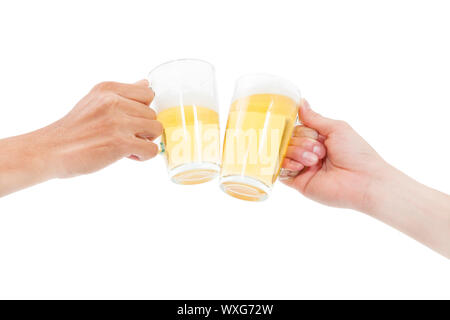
left=148, top=59, right=220, bottom=185
left=220, top=74, right=300, bottom=201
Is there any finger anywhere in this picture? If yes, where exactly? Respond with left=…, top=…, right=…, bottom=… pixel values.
left=127, top=118, right=163, bottom=140
left=288, top=137, right=326, bottom=159
left=127, top=155, right=140, bottom=161
left=279, top=168, right=302, bottom=181
left=118, top=96, right=156, bottom=120
left=289, top=162, right=323, bottom=191
left=285, top=145, right=320, bottom=166
left=281, top=158, right=305, bottom=171
left=125, top=139, right=159, bottom=161
left=134, top=79, right=149, bottom=87
left=110, top=82, right=154, bottom=105
left=292, top=125, right=319, bottom=139
left=299, top=99, right=339, bottom=136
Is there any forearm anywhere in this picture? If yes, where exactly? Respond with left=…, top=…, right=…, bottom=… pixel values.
left=366, top=165, right=450, bottom=258
left=0, top=127, right=57, bottom=197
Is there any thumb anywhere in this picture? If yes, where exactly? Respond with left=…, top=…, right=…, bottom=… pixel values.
left=134, top=79, right=150, bottom=87
left=299, top=99, right=338, bottom=136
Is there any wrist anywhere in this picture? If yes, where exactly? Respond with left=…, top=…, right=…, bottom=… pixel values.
left=360, top=162, right=402, bottom=216
left=0, top=127, right=59, bottom=197
left=27, top=124, right=65, bottom=180
left=359, top=161, right=450, bottom=258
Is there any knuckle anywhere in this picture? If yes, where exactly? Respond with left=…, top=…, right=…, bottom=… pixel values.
left=286, top=145, right=298, bottom=155
left=147, top=142, right=159, bottom=157
left=335, top=120, right=350, bottom=129
left=138, top=142, right=158, bottom=161
left=99, top=93, right=120, bottom=109
left=98, top=93, right=110, bottom=107
left=147, top=107, right=157, bottom=120
left=292, top=147, right=304, bottom=160
left=294, top=125, right=318, bottom=139
left=152, top=120, right=163, bottom=136
left=310, top=111, right=321, bottom=119
left=94, top=81, right=115, bottom=92
left=108, top=133, right=127, bottom=151
left=143, top=88, right=154, bottom=105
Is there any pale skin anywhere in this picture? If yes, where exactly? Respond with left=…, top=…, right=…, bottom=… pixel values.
left=0, top=85, right=448, bottom=258
left=280, top=99, right=450, bottom=258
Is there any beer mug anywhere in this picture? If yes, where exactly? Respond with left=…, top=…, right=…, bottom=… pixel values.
left=148, top=59, right=220, bottom=185
left=220, top=74, right=300, bottom=201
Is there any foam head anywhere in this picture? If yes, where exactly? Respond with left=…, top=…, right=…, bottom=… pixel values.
left=151, top=90, right=218, bottom=112
left=232, top=74, right=301, bottom=103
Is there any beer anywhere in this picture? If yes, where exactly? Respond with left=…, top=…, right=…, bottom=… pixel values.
left=149, top=59, right=220, bottom=185
left=157, top=105, right=220, bottom=184
left=220, top=89, right=299, bottom=201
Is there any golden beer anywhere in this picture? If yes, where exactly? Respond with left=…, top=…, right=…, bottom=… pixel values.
left=220, top=91, right=298, bottom=201
left=149, top=59, right=220, bottom=185
left=157, top=105, right=220, bottom=184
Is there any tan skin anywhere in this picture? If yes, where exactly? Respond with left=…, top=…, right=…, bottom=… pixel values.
left=0, top=86, right=448, bottom=258
left=0, top=79, right=162, bottom=196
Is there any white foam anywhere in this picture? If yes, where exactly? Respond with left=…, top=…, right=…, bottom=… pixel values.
left=151, top=91, right=218, bottom=112
left=232, top=74, right=301, bottom=103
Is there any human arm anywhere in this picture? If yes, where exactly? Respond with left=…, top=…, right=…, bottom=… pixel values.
left=0, top=80, right=162, bottom=197
left=280, top=99, right=450, bottom=258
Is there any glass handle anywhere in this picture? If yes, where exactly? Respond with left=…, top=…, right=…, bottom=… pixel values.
left=159, top=141, right=165, bottom=154
left=295, top=106, right=302, bottom=125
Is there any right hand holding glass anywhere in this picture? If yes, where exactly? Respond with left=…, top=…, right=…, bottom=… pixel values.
left=41, top=80, right=163, bottom=178
left=280, top=99, right=389, bottom=213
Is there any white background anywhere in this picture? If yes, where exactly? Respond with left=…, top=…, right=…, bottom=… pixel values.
left=0, top=0, right=449, bottom=299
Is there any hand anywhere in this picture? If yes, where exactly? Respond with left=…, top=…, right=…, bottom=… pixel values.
left=36, top=80, right=162, bottom=178
left=280, top=99, right=389, bottom=212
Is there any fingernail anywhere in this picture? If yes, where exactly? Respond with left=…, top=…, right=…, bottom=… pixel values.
left=279, top=168, right=299, bottom=178
left=279, top=168, right=289, bottom=177
left=313, top=145, right=321, bottom=156
left=302, top=151, right=318, bottom=163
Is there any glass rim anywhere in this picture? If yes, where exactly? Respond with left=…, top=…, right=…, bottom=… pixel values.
left=234, top=72, right=301, bottom=101
left=148, top=58, right=215, bottom=80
